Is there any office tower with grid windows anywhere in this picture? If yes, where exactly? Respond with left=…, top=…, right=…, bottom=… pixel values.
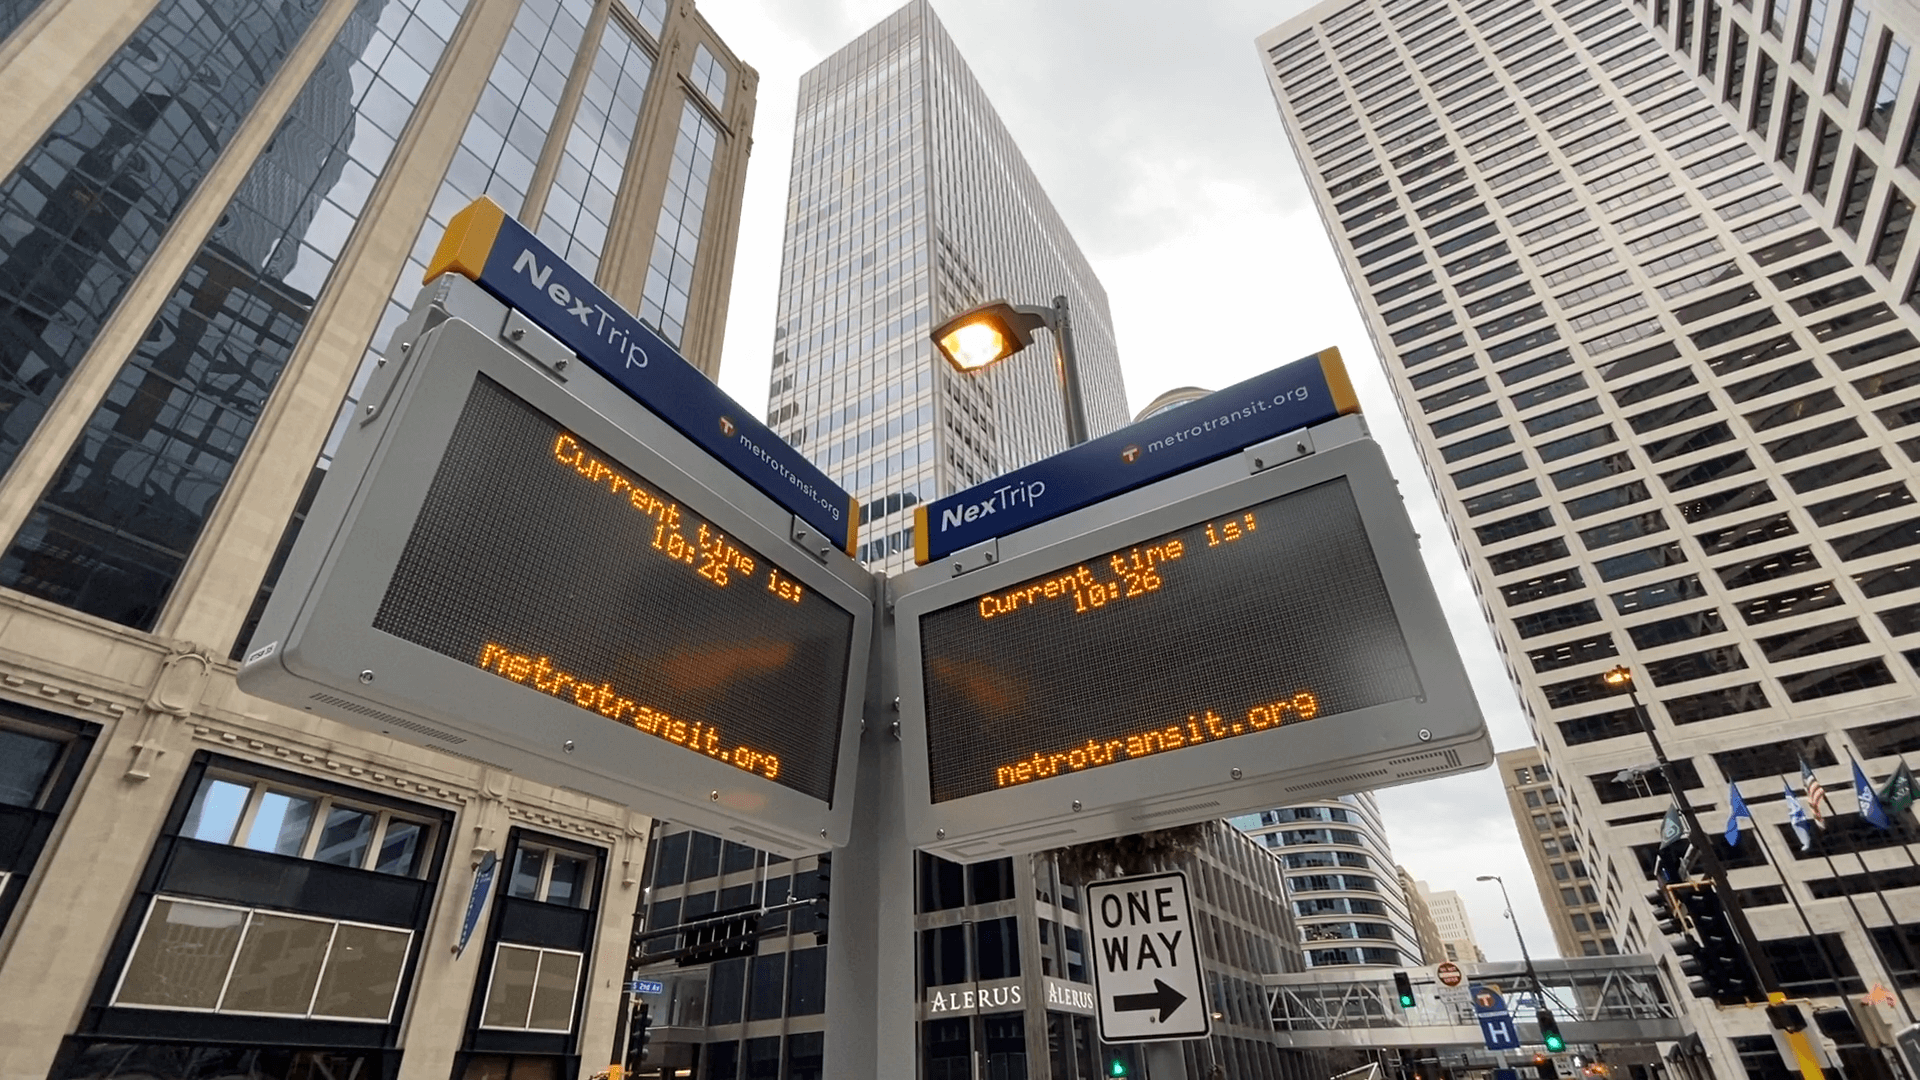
left=0, top=1, right=753, bottom=1076
left=763, top=0, right=1129, bottom=571
left=1230, top=793, right=1424, bottom=968
left=1500, top=747, right=1619, bottom=958
left=1261, top=0, right=1920, bottom=1073
left=630, top=818, right=1326, bottom=1080
left=1416, top=880, right=1487, bottom=963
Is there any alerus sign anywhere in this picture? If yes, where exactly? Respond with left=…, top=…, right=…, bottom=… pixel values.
left=921, top=978, right=1024, bottom=1018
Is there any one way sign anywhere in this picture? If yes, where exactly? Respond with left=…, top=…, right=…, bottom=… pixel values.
left=1084, top=871, right=1210, bottom=1043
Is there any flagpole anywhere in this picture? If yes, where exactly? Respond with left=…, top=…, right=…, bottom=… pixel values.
left=1793, top=767, right=1906, bottom=1006
left=1840, top=750, right=1920, bottom=1014
left=1740, top=792, right=1875, bottom=1068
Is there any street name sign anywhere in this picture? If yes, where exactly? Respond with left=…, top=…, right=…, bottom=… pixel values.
left=629, top=979, right=665, bottom=995
left=237, top=270, right=872, bottom=856
left=1084, top=872, right=1209, bottom=1043
left=891, top=411, right=1492, bottom=861
left=914, top=350, right=1357, bottom=563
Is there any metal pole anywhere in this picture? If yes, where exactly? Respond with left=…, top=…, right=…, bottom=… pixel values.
left=1488, top=876, right=1542, bottom=996
left=1049, top=294, right=1090, bottom=446
left=1626, top=685, right=1784, bottom=995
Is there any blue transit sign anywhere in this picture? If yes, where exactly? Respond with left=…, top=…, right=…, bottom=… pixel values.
left=629, top=978, right=665, bottom=995
left=914, top=350, right=1358, bottom=563
left=1470, top=984, right=1522, bottom=1051
left=425, top=197, right=859, bottom=555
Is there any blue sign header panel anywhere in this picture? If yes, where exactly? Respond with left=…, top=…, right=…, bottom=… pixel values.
left=914, top=350, right=1358, bottom=563
left=425, top=198, right=858, bottom=555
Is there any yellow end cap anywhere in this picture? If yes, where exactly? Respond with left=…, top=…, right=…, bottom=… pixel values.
left=845, top=497, right=861, bottom=557
left=424, top=197, right=506, bottom=284
left=913, top=505, right=930, bottom=564
left=1317, top=346, right=1361, bottom=415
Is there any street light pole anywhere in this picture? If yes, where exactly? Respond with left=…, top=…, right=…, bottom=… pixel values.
left=1047, top=294, right=1090, bottom=447
left=930, top=295, right=1091, bottom=448
left=1475, top=874, right=1542, bottom=996
left=1605, top=666, right=1783, bottom=996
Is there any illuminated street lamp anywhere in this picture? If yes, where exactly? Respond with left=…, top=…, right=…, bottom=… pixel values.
left=930, top=295, right=1090, bottom=446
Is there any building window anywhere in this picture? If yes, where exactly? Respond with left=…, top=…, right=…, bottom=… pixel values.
left=691, top=43, right=730, bottom=110
left=638, top=99, right=722, bottom=346
left=1869, top=36, right=1909, bottom=138
left=114, top=897, right=411, bottom=1021
left=180, top=774, right=431, bottom=877
left=480, top=944, right=583, bottom=1031
left=507, top=843, right=596, bottom=908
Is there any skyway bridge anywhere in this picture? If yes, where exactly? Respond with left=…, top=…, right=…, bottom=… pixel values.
left=1264, top=956, right=1692, bottom=1053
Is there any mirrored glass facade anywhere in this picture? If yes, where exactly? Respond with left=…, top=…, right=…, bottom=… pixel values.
left=767, top=0, right=1128, bottom=573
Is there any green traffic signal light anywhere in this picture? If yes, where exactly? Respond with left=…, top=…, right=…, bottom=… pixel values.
left=1539, top=1008, right=1567, bottom=1054
left=1109, top=1058, right=1128, bottom=1078
left=1393, top=971, right=1416, bottom=1008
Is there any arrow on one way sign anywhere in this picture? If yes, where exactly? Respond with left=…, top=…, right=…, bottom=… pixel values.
left=1084, top=871, right=1210, bottom=1043
left=1113, top=978, right=1187, bottom=1022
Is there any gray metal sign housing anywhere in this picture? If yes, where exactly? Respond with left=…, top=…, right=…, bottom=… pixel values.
left=890, top=415, right=1491, bottom=862
left=238, top=276, right=873, bottom=856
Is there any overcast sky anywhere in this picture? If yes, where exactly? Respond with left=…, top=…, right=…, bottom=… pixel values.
left=696, top=0, right=1560, bottom=961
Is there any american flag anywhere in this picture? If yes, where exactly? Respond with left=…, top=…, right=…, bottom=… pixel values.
left=1801, top=759, right=1831, bottom=826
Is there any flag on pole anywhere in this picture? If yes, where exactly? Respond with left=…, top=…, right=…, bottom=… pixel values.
left=1800, top=759, right=1831, bottom=826
left=1855, top=759, right=1892, bottom=829
left=1881, top=761, right=1916, bottom=814
left=1784, top=777, right=1815, bottom=851
left=1660, top=805, right=1686, bottom=847
left=1726, top=783, right=1754, bottom=846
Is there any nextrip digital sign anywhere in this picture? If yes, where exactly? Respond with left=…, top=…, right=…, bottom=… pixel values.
left=373, top=376, right=851, bottom=800
left=238, top=287, right=872, bottom=855
left=892, top=418, right=1491, bottom=861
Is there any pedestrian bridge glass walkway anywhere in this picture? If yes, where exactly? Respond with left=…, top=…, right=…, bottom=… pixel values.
left=1263, top=957, right=1693, bottom=1050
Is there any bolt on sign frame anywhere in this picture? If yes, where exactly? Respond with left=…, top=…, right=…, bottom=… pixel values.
left=239, top=275, right=873, bottom=856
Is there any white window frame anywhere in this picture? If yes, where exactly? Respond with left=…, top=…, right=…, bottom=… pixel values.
left=506, top=842, right=598, bottom=908
left=478, top=943, right=585, bottom=1033
left=188, top=773, right=433, bottom=877
left=110, top=894, right=413, bottom=1023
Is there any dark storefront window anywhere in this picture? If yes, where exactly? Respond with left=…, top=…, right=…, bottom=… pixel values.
left=461, top=828, right=605, bottom=1075
left=984, top=1012, right=1027, bottom=1080
left=54, top=753, right=449, bottom=1077
left=785, top=1031, right=824, bottom=1080
left=925, top=1017, right=971, bottom=1080
left=0, top=702, right=97, bottom=934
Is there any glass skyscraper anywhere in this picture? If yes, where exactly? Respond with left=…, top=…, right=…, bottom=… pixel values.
left=763, top=0, right=1129, bottom=571
left=0, top=2, right=756, bottom=1076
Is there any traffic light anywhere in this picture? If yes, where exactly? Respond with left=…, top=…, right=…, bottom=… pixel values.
left=1538, top=1008, right=1566, bottom=1053
left=1107, top=1057, right=1128, bottom=1078
left=1534, top=1056, right=1555, bottom=1080
left=625, top=1002, right=652, bottom=1070
left=1393, top=970, right=1416, bottom=1008
left=678, top=909, right=760, bottom=966
left=814, top=852, right=831, bottom=945
left=1673, top=883, right=1761, bottom=1005
left=1766, top=1002, right=1808, bottom=1033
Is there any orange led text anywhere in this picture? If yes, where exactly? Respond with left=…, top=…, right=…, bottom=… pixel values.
left=991, top=690, right=1319, bottom=789
left=553, top=433, right=800, bottom=602
left=477, top=642, right=781, bottom=781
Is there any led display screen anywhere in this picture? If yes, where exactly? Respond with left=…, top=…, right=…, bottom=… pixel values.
left=372, top=375, right=855, bottom=802
left=918, top=477, right=1421, bottom=803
